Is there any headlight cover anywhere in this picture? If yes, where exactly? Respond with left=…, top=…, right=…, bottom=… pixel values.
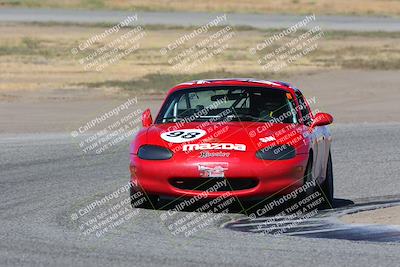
left=138, top=145, right=173, bottom=160
left=256, top=145, right=296, bottom=160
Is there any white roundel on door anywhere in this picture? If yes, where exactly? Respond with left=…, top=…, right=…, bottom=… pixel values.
left=161, top=129, right=206, bottom=143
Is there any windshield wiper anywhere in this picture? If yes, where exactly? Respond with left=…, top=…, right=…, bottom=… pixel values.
left=162, top=117, right=185, bottom=122
left=228, top=114, right=262, bottom=122
left=162, top=115, right=227, bottom=123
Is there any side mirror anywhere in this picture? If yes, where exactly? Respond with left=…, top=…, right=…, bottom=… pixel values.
left=310, top=112, right=333, bottom=129
left=142, top=108, right=153, bottom=127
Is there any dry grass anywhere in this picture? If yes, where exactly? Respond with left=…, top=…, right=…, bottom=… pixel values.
left=1, top=0, right=400, bottom=16
left=0, top=23, right=399, bottom=95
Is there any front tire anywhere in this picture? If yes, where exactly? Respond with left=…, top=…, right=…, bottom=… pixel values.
left=317, top=152, right=334, bottom=208
left=302, top=155, right=315, bottom=197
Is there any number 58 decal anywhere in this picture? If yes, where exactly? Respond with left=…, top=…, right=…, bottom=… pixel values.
left=161, top=129, right=206, bottom=143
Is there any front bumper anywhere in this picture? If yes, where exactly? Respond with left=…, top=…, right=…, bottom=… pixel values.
left=130, top=152, right=309, bottom=199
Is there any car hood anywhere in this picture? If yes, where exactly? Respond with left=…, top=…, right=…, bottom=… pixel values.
left=145, top=122, right=308, bottom=153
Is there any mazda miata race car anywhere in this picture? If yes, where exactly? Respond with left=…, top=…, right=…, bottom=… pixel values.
left=129, top=78, right=333, bottom=209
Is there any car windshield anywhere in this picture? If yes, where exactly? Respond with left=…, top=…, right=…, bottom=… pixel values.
left=156, top=86, right=298, bottom=124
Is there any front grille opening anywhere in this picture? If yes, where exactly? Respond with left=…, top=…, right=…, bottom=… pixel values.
left=170, top=178, right=258, bottom=191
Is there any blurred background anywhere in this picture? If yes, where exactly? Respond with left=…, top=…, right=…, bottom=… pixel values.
left=0, top=0, right=399, bottom=133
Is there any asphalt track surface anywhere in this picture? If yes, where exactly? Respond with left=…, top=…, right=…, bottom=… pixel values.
left=1, top=8, right=400, bottom=31
left=1, top=122, right=400, bottom=266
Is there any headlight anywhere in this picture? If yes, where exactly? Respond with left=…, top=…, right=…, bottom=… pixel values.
left=138, top=145, right=173, bottom=160
left=256, top=145, right=295, bottom=160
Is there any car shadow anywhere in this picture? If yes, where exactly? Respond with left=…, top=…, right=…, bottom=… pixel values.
left=154, top=196, right=355, bottom=216
left=332, top=198, right=355, bottom=209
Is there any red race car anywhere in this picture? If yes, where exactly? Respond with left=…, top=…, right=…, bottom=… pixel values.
left=129, top=79, right=333, bottom=209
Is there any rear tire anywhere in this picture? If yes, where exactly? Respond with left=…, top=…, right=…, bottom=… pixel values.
left=130, top=185, right=159, bottom=209
left=317, top=151, right=334, bottom=209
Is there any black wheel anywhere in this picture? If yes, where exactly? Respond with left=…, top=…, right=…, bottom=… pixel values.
left=130, top=185, right=159, bottom=209
left=302, top=154, right=315, bottom=197
left=317, top=151, right=334, bottom=208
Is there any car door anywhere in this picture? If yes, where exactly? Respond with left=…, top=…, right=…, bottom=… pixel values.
left=295, top=91, right=324, bottom=181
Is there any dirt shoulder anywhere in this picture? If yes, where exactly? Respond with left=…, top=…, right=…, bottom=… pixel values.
left=341, top=206, right=400, bottom=226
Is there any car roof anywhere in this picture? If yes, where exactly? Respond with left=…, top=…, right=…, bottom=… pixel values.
left=167, top=78, right=300, bottom=95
